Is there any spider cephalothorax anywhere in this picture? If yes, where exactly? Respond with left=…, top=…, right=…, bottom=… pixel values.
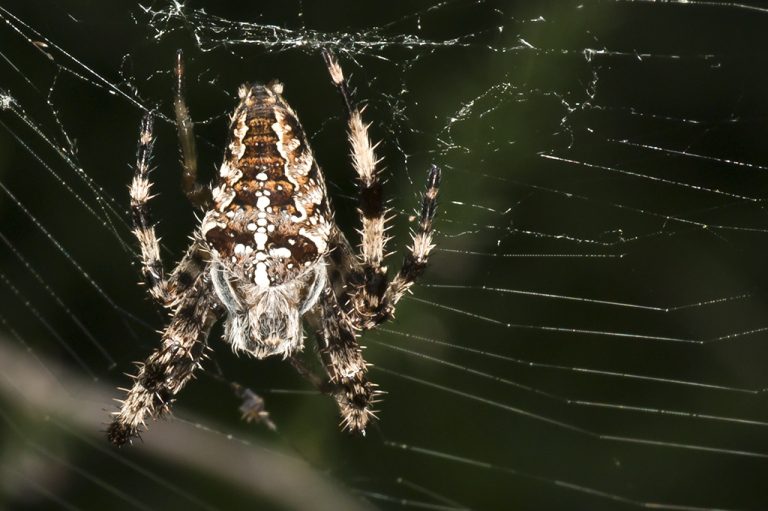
left=108, top=50, right=441, bottom=446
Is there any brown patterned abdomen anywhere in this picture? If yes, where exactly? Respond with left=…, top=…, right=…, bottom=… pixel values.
left=201, top=83, right=332, bottom=288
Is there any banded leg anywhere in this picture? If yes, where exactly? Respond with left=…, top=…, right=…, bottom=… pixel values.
left=174, top=49, right=211, bottom=208
left=168, top=237, right=209, bottom=302
left=314, top=286, right=379, bottom=433
left=107, top=276, right=221, bottom=446
left=330, top=165, right=441, bottom=328
left=379, top=164, right=442, bottom=319
left=322, top=50, right=442, bottom=328
left=130, top=113, right=173, bottom=306
left=322, top=50, right=389, bottom=325
left=130, top=114, right=208, bottom=309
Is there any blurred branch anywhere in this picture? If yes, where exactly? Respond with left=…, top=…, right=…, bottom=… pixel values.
left=0, top=337, right=375, bottom=511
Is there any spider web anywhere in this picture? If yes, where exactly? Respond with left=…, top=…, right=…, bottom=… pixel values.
left=2, top=1, right=768, bottom=509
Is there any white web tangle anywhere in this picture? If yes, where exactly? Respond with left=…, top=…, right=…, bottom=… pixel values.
left=1, top=1, right=768, bottom=510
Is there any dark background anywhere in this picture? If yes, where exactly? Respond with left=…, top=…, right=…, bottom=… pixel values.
left=2, top=1, right=768, bottom=510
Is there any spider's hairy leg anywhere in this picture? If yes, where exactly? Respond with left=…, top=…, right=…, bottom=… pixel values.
left=130, top=114, right=209, bottom=308
left=322, top=49, right=390, bottom=317
left=380, top=165, right=442, bottom=320
left=174, top=49, right=211, bottom=208
left=107, top=276, right=220, bottom=446
left=313, top=287, right=378, bottom=433
left=168, top=237, right=210, bottom=301
left=131, top=113, right=174, bottom=306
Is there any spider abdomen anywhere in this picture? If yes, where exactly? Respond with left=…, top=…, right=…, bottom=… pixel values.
left=201, top=82, right=332, bottom=289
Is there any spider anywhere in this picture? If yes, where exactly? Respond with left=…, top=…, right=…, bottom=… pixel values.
left=107, top=49, right=441, bottom=446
